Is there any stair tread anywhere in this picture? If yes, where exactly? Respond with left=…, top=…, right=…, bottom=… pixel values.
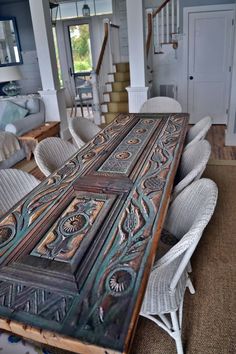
left=105, top=81, right=130, bottom=85
left=108, top=72, right=130, bottom=74
left=102, top=101, right=128, bottom=104
left=104, top=91, right=128, bottom=94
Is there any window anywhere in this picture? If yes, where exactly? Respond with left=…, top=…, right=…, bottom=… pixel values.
left=57, top=0, right=112, bottom=20
left=68, top=24, right=92, bottom=73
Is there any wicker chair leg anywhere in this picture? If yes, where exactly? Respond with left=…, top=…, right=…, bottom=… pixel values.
left=170, top=311, right=184, bottom=354
left=70, top=105, right=73, bottom=117
left=187, top=277, right=195, bottom=294
left=187, top=261, right=192, bottom=273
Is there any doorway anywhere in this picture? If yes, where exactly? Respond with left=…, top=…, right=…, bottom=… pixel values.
left=68, top=23, right=92, bottom=75
left=65, top=19, right=93, bottom=95
left=183, top=5, right=235, bottom=124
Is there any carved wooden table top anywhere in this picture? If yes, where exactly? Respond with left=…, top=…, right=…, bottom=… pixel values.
left=0, top=113, right=188, bottom=354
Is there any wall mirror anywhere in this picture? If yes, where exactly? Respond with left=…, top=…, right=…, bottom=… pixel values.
left=0, top=17, right=23, bottom=67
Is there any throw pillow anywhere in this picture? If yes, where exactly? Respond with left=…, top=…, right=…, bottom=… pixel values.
left=1, top=101, right=29, bottom=126
left=26, top=98, right=40, bottom=114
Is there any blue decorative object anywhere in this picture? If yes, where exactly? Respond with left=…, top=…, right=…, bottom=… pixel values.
left=1, top=101, right=28, bottom=125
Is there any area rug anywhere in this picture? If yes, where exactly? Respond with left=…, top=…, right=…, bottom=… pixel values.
left=131, top=163, right=236, bottom=354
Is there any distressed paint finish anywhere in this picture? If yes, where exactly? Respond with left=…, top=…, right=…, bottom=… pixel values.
left=31, top=196, right=109, bottom=262
left=0, top=114, right=188, bottom=354
left=98, top=118, right=161, bottom=175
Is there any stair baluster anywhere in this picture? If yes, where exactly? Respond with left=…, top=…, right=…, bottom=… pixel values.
left=166, top=2, right=169, bottom=43
left=152, top=0, right=180, bottom=50
left=171, top=0, right=174, bottom=34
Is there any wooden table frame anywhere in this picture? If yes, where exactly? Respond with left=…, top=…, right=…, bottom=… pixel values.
left=18, top=122, right=60, bottom=160
left=0, top=113, right=188, bottom=353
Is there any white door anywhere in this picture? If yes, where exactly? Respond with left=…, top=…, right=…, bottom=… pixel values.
left=188, top=10, right=234, bottom=124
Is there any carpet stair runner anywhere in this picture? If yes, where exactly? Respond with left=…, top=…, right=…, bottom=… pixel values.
left=102, top=62, right=129, bottom=124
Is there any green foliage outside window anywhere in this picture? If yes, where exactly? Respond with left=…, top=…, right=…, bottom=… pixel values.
left=70, top=24, right=92, bottom=73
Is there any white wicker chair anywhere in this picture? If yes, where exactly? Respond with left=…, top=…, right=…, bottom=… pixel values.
left=141, top=178, right=218, bottom=354
left=34, top=137, right=77, bottom=177
left=0, top=169, right=40, bottom=216
left=172, top=140, right=211, bottom=200
left=185, top=116, right=212, bottom=149
left=68, top=116, right=101, bottom=148
left=140, top=97, right=182, bottom=113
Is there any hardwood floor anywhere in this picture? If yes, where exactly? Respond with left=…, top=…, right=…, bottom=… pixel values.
left=206, top=125, right=236, bottom=160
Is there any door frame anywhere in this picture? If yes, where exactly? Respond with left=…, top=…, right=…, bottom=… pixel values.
left=63, top=18, right=95, bottom=95
left=182, top=4, right=236, bottom=122
left=63, top=17, right=95, bottom=77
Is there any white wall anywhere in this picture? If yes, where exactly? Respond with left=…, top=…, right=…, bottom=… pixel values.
left=113, top=0, right=129, bottom=62
left=143, top=0, right=236, bottom=110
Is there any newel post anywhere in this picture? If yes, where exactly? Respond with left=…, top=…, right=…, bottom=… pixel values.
left=91, top=70, right=102, bottom=125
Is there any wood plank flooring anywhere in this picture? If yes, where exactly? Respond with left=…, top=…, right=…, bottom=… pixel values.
left=206, top=125, right=236, bottom=160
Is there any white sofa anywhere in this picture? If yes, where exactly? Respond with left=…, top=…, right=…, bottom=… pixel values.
left=0, top=96, right=45, bottom=168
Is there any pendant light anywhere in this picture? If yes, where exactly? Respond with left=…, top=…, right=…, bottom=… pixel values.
left=82, top=1, right=90, bottom=17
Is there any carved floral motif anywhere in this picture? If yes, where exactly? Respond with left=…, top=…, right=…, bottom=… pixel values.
left=0, top=114, right=134, bottom=263
left=72, top=115, right=186, bottom=350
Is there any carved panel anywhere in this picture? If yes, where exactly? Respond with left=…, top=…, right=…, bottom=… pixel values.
left=0, top=280, right=73, bottom=323
left=98, top=118, right=161, bottom=175
left=65, top=115, right=187, bottom=350
left=31, top=194, right=113, bottom=263
left=0, top=114, right=135, bottom=265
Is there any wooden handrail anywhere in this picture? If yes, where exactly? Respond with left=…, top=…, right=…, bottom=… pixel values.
left=110, top=24, right=120, bottom=29
left=146, top=12, right=153, bottom=58
left=96, top=22, right=109, bottom=75
left=153, top=0, right=171, bottom=18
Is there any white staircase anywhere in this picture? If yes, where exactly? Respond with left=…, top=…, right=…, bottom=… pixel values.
left=153, top=0, right=180, bottom=52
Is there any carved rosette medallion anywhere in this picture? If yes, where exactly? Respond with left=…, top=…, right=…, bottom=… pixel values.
left=127, top=138, right=141, bottom=145
left=0, top=225, right=15, bottom=247
left=59, top=213, right=89, bottom=236
left=106, top=267, right=135, bottom=297
left=115, top=151, right=131, bottom=160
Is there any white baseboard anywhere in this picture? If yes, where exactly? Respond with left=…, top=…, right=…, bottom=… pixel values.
left=225, top=132, right=236, bottom=146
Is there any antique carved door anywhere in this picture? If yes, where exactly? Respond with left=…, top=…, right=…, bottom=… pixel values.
left=0, top=113, right=188, bottom=354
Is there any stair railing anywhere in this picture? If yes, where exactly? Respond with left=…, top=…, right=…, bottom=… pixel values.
left=146, top=10, right=153, bottom=59
left=146, top=9, right=154, bottom=91
left=91, top=19, right=120, bottom=125
left=146, top=0, right=179, bottom=58
left=96, top=21, right=109, bottom=77
left=150, top=0, right=180, bottom=53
